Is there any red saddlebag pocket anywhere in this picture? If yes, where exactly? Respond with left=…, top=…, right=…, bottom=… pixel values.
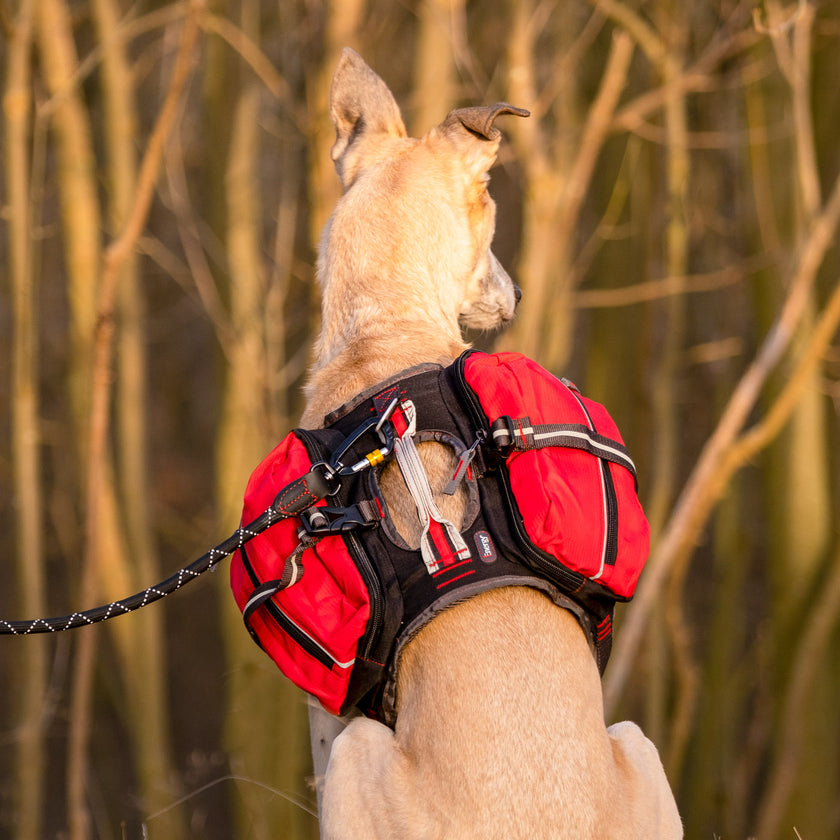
left=229, top=431, right=383, bottom=716
left=457, top=351, right=650, bottom=601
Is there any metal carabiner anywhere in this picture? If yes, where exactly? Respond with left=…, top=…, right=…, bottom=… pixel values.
left=329, top=398, right=399, bottom=476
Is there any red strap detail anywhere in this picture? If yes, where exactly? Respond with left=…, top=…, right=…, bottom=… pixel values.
left=373, top=385, right=399, bottom=416
left=392, top=407, right=409, bottom=438
left=427, top=520, right=470, bottom=569
left=596, top=615, right=612, bottom=641
left=435, top=570, right=476, bottom=589
left=431, top=558, right=473, bottom=577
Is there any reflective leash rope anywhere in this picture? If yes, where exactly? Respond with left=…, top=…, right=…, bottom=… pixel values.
left=0, top=409, right=399, bottom=636
left=0, top=463, right=337, bottom=636
left=2, top=524, right=255, bottom=635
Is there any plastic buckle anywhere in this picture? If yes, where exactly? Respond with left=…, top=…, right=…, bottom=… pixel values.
left=300, top=505, right=378, bottom=536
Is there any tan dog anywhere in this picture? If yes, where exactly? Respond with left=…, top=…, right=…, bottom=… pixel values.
left=302, top=48, right=682, bottom=840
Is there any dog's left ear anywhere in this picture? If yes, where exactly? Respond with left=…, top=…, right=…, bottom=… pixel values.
left=441, top=103, right=529, bottom=178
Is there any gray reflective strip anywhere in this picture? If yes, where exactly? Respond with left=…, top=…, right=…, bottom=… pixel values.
left=292, top=617, right=355, bottom=670
left=509, top=425, right=636, bottom=473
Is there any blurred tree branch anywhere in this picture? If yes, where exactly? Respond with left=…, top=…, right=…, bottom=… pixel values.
left=573, top=260, right=763, bottom=308
left=605, top=165, right=840, bottom=714
left=70, top=6, right=201, bottom=837
left=200, top=11, right=290, bottom=103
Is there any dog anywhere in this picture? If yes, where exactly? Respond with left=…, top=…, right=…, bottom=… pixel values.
left=301, top=47, right=682, bottom=840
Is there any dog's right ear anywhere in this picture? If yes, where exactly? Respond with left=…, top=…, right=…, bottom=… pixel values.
left=439, top=103, right=529, bottom=183
left=445, top=103, right=530, bottom=143
left=329, top=48, right=407, bottom=188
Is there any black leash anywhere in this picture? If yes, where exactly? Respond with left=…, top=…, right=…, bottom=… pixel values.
left=1, top=406, right=398, bottom=636
left=0, top=464, right=336, bottom=636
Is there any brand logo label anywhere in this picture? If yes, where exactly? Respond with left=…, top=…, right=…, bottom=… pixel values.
left=474, top=531, right=496, bottom=564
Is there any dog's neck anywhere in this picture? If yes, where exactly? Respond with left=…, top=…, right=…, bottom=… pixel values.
left=301, top=322, right=467, bottom=428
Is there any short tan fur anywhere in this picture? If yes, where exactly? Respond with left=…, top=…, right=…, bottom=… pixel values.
left=304, top=48, right=682, bottom=840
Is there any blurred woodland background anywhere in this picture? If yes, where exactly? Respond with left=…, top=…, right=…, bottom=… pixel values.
left=1, top=0, right=839, bottom=838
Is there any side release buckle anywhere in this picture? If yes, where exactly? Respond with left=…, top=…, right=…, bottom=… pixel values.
left=300, top=503, right=381, bottom=536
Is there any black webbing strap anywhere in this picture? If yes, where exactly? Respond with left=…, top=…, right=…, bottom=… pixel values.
left=489, top=417, right=637, bottom=479
left=593, top=611, right=613, bottom=674
left=241, top=532, right=316, bottom=629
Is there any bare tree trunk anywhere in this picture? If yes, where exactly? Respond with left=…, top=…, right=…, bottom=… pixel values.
left=35, top=1, right=103, bottom=835
left=217, top=14, right=315, bottom=828
left=412, top=0, right=462, bottom=133
left=92, top=0, right=185, bottom=831
left=501, top=0, right=571, bottom=365
left=36, top=4, right=200, bottom=835
left=5, top=3, right=48, bottom=838
left=305, top=0, right=366, bottom=247
left=760, top=4, right=836, bottom=832
left=765, top=1, right=831, bottom=611
left=501, top=2, right=633, bottom=370
left=653, top=6, right=695, bottom=784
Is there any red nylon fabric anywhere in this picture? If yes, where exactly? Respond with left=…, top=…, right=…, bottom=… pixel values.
left=463, top=352, right=649, bottom=599
left=230, top=352, right=649, bottom=718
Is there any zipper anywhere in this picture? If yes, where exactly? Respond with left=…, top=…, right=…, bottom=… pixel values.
left=238, top=429, right=385, bottom=671
left=451, top=353, right=587, bottom=593
left=564, top=387, right=619, bottom=572
left=345, top=530, right=385, bottom=659
left=452, top=352, right=492, bottom=437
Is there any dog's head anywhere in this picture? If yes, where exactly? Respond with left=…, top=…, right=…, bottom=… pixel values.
left=318, top=49, right=528, bottom=346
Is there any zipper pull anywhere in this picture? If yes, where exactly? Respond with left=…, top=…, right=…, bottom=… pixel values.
left=443, top=431, right=485, bottom=495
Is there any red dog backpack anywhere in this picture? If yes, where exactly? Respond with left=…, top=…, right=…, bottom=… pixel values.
left=230, top=351, right=649, bottom=722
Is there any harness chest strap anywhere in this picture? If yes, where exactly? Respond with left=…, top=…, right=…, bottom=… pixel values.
left=391, top=400, right=471, bottom=574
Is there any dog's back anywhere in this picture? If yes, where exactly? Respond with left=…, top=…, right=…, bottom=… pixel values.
left=306, top=48, right=682, bottom=839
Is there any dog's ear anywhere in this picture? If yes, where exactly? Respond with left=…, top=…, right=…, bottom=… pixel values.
left=329, top=48, right=407, bottom=187
left=440, top=103, right=529, bottom=180
left=445, top=103, right=530, bottom=142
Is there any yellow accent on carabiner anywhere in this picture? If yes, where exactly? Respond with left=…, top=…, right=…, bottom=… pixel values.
left=365, top=449, right=385, bottom=467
